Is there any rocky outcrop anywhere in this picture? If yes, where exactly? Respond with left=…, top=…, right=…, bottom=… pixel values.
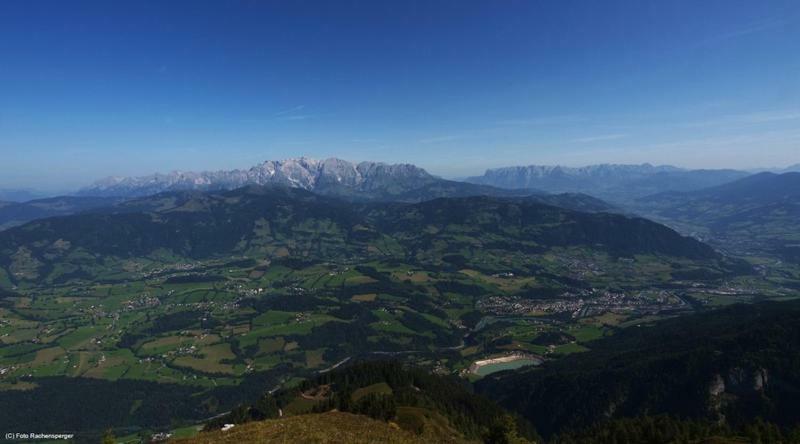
left=709, top=367, right=769, bottom=397
left=708, top=366, right=770, bottom=421
left=726, top=367, right=768, bottom=394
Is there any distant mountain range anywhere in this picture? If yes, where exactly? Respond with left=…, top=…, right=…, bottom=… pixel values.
left=635, top=172, right=800, bottom=261
left=19, top=161, right=800, bottom=206
left=465, top=164, right=750, bottom=202
left=79, top=157, right=447, bottom=201
left=1, top=158, right=631, bottom=231
left=71, top=158, right=800, bottom=207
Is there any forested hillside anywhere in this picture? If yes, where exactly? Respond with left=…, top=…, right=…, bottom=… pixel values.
left=478, top=300, right=800, bottom=440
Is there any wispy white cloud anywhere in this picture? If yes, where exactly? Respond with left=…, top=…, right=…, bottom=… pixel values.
left=272, top=105, right=314, bottom=121
left=570, top=133, right=627, bottom=143
left=283, top=115, right=312, bottom=121
left=497, top=115, right=585, bottom=126
left=418, top=135, right=465, bottom=144
left=683, top=110, right=800, bottom=128
left=273, top=105, right=306, bottom=116
left=701, top=16, right=791, bottom=46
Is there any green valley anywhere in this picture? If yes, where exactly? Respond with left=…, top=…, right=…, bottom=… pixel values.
left=0, top=187, right=797, bottom=441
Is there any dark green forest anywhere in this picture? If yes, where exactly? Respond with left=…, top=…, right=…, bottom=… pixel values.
left=478, top=300, right=800, bottom=440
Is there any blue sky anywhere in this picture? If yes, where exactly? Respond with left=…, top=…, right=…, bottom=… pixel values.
left=1, top=0, right=799, bottom=190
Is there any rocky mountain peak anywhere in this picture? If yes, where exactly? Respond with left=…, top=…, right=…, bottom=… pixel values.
left=79, top=157, right=436, bottom=198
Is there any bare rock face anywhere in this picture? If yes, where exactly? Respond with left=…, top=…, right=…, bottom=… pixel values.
left=753, top=368, right=769, bottom=391
left=709, top=374, right=726, bottom=397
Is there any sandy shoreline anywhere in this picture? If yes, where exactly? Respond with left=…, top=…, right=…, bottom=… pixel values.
left=469, top=352, right=543, bottom=374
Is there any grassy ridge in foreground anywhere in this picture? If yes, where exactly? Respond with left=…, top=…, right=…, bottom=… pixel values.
left=205, top=360, right=536, bottom=443
left=171, top=411, right=448, bottom=444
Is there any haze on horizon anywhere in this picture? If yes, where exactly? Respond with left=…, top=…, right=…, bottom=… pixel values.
left=1, top=0, right=799, bottom=191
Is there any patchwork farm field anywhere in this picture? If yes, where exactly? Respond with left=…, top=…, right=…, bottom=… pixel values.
left=1, top=231, right=798, bottom=436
